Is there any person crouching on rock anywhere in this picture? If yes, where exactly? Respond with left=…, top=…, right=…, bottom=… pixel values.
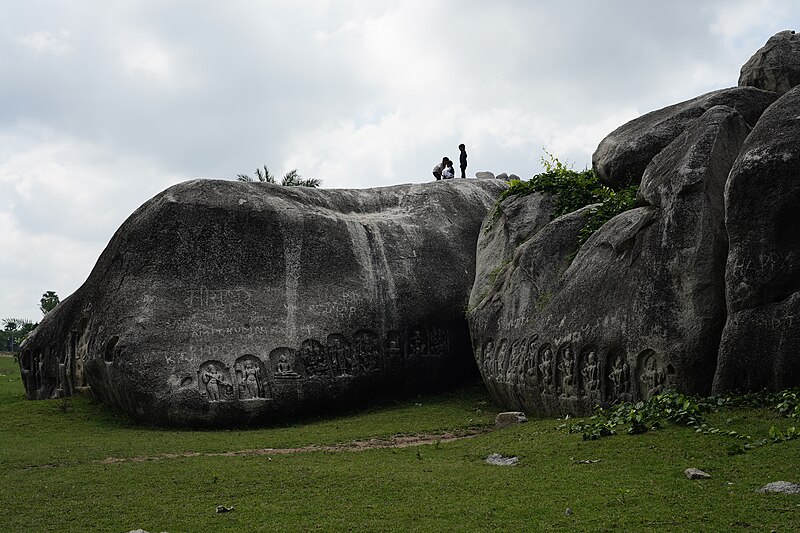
left=442, top=159, right=455, bottom=179
left=432, top=157, right=449, bottom=181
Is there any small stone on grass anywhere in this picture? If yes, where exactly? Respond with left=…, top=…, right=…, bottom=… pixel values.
left=685, top=468, right=711, bottom=479
left=756, top=481, right=800, bottom=494
left=495, top=411, right=528, bottom=429
left=486, top=453, right=518, bottom=466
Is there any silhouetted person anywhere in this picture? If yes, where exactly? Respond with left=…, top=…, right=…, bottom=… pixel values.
left=459, top=144, right=468, bottom=178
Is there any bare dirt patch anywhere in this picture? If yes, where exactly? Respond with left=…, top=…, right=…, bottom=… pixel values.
left=97, top=429, right=487, bottom=465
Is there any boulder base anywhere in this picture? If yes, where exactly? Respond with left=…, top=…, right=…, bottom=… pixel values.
left=20, top=179, right=506, bottom=426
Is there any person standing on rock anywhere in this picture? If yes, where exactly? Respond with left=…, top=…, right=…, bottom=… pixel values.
left=459, top=144, right=468, bottom=178
left=432, top=157, right=449, bottom=181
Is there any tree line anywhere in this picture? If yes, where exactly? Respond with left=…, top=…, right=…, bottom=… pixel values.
left=1, top=291, right=59, bottom=353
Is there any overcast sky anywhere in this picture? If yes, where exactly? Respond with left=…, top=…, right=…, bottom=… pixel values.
left=1, top=1, right=797, bottom=320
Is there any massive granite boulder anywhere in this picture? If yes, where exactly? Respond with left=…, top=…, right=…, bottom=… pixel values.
left=592, top=87, right=777, bottom=189
left=469, top=106, right=750, bottom=415
left=739, top=30, right=800, bottom=95
left=714, top=86, right=800, bottom=393
left=19, top=179, right=506, bottom=426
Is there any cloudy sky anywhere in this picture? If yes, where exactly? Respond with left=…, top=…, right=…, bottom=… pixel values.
left=1, top=1, right=797, bottom=320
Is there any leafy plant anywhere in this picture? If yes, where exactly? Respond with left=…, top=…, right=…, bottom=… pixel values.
left=39, top=291, right=60, bottom=314
left=237, top=166, right=322, bottom=187
left=500, top=151, right=638, bottom=247
left=569, top=387, right=800, bottom=454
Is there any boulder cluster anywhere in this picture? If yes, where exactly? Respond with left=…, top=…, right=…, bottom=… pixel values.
left=18, top=31, right=800, bottom=425
left=468, top=30, right=800, bottom=415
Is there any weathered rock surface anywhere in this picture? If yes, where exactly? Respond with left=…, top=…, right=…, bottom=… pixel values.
left=756, top=481, right=800, bottom=495
left=495, top=411, right=527, bottom=428
left=469, top=106, right=750, bottom=415
left=684, top=468, right=711, bottom=480
left=19, top=179, right=506, bottom=426
left=476, top=171, right=496, bottom=180
left=739, top=30, right=800, bottom=95
left=485, top=453, right=518, bottom=466
left=714, top=86, right=800, bottom=393
left=592, top=87, right=777, bottom=189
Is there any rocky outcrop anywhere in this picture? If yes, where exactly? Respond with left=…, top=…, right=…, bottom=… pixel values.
left=469, top=106, right=750, bottom=415
left=713, top=86, right=800, bottom=393
left=739, top=30, right=800, bottom=95
left=592, top=87, right=777, bottom=189
left=19, top=179, right=506, bottom=426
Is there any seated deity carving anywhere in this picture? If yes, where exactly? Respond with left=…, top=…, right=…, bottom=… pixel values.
left=274, top=354, right=300, bottom=379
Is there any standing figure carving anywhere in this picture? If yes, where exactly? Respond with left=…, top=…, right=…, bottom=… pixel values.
left=407, top=326, right=428, bottom=357
left=241, top=361, right=261, bottom=399
left=429, top=326, right=449, bottom=357
left=201, top=363, right=229, bottom=401
left=608, top=354, right=630, bottom=401
left=639, top=352, right=666, bottom=399
left=581, top=350, right=601, bottom=402
left=482, top=339, right=495, bottom=378
left=558, top=346, right=576, bottom=399
left=496, top=339, right=510, bottom=383
left=538, top=346, right=554, bottom=394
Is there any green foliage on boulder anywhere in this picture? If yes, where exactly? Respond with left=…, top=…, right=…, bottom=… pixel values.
left=501, top=152, right=638, bottom=247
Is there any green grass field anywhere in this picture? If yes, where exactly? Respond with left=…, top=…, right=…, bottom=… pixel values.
left=0, top=356, right=798, bottom=532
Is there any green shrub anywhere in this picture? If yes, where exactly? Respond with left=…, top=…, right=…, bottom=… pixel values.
left=501, top=152, right=638, bottom=247
left=569, top=387, right=800, bottom=454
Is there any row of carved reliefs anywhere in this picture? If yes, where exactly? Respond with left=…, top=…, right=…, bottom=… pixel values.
left=479, top=337, right=674, bottom=402
left=197, top=325, right=450, bottom=402
left=199, top=355, right=270, bottom=402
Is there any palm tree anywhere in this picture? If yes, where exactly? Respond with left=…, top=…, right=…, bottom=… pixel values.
left=236, top=166, right=321, bottom=188
left=237, top=165, right=275, bottom=183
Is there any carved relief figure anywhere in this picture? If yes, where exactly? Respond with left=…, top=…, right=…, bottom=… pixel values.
left=558, top=345, right=576, bottom=399
left=429, top=326, right=449, bottom=357
left=482, top=339, right=495, bottom=377
left=538, top=345, right=554, bottom=394
left=234, top=355, right=266, bottom=399
left=199, top=361, right=233, bottom=401
left=327, top=334, right=353, bottom=375
left=385, top=330, right=403, bottom=357
left=272, top=349, right=301, bottom=379
left=496, top=339, right=510, bottom=383
left=638, top=351, right=666, bottom=399
left=407, top=325, right=428, bottom=357
left=508, top=338, right=524, bottom=384
left=581, top=349, right=601, bottom=402
left=353, top=330, right=381, bottom=373
left=524, top=338, right=538, bottom=387
left=608, top=354, right=630, bottom=401
left=301, top=339, right=330, bottom=377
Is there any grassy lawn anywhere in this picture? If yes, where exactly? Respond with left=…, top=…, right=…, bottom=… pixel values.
left=1, top=357, right=798, bottom=532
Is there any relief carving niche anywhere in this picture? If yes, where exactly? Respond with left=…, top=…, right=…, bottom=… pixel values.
left=234, top=354, right=269, bottom=399
left=198, top=360, right=235, bottom=401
